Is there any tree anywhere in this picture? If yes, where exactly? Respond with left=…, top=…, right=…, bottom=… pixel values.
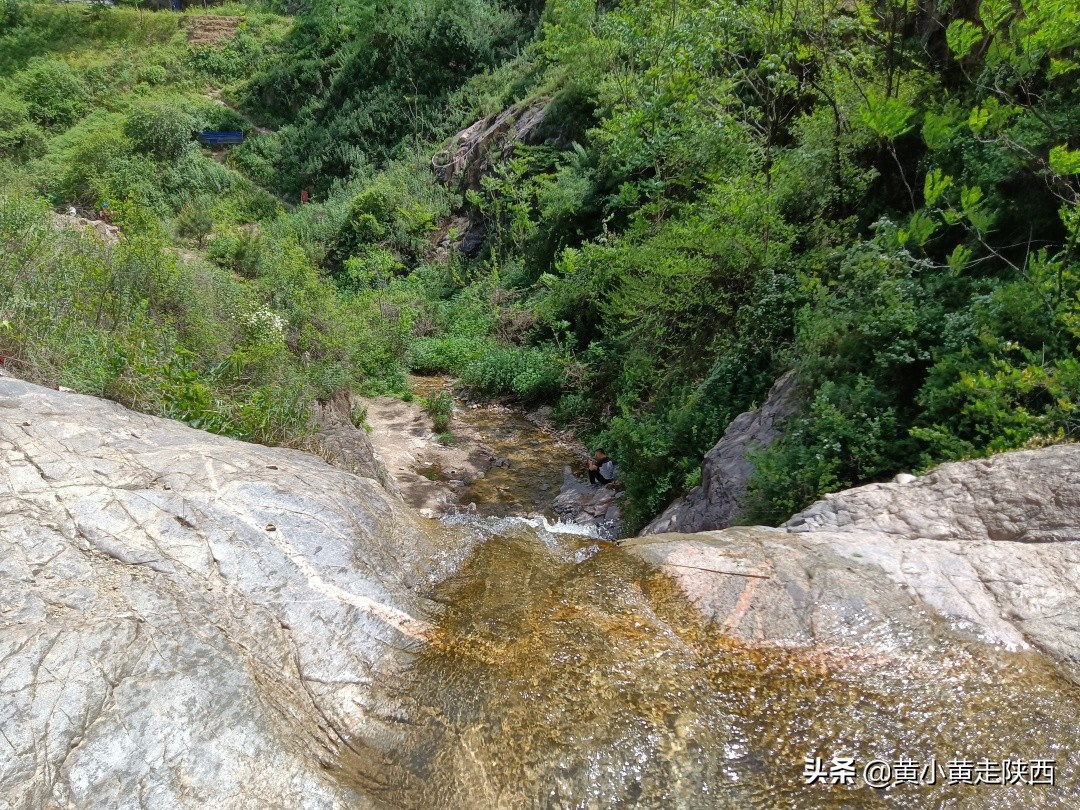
left=176, top=198, right=214, bottom=248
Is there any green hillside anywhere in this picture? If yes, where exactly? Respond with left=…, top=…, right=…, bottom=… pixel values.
left=2, top=0, right=1078, bottom=527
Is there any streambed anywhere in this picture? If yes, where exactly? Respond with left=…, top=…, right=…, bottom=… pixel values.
left=349, top=378, right=1079, bottom=809
left=335, top=517, right=1080, bottom=809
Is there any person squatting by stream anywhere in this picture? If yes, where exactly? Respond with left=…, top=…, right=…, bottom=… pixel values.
left=588, top=449, right=616, bottom=487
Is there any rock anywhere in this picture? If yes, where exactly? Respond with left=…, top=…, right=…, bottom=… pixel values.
left=456, top=221, right=488, bottom=257
left=552, top=467, right=622, bottom=540
left=626, top=444, right=1080, bottom=684
left=307, top=389, right=386, bottom=484
left=641, top=371, right=799, bottom=535
left=428, top=102, right=553, bottom=260
left=893, top=472, right=917, bottom=484
left=50, top=212, right=121, bottom=245
left=525, top=406, right=555, bottom=431
left=0, top=379, right=474, bottom=807
left=431, top=101, right=550, bottom=190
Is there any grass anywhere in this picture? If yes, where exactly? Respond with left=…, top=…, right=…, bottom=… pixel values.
left=422, top=389, right=453, bottom=433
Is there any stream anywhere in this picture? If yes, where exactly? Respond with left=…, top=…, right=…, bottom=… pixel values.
left=409, top=376, right=585, bottom=520
left=348, top=380, right=1080, bottom=809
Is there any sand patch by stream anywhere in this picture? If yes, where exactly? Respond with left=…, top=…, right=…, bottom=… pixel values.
left=356, top=379, right=496, bottom=514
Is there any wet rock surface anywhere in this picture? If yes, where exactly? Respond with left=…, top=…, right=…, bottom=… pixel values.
left=642, top=370, right=799, bottom=535
left=551, top=467, right=623, bottom=539
left=628, top=444, right=1080, bottom=684
left=5, top=377, right=1080, bottom=809
left=0, top=379, right=472, bottom=809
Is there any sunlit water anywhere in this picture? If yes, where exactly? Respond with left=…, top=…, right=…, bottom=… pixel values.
left=410, top=376, right=584, bottom=518
left=344, top=518, right=1078, bottom=809
left=342, top=380, right=1080, bottom=807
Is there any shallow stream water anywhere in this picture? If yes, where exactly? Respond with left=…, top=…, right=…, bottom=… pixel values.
left=410, top=376, right=584, bottom=518
left=351, top=381, right=1079, bottom=809
left=345, top=519, right=1080, bottom=810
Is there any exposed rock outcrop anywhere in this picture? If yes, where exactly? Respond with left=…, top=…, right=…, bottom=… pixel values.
left=552, top=467, right=622, bottom=539
left=50, top=212, right=121, bottom=245
left=429, top=102, right=551, bottom=258
left=641, top=371, right=799, bottom=535
left=431, top=101, right=550, bottom=191
left=0, top=379, right=473, bottom=808
left=308, top=388, right=383, bottom=482
left=627, top=444, right=1080, bottom=684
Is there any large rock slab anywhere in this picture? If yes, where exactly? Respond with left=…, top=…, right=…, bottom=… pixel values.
left=0, top=379, right=472, bottom=809
left=642, top=370, right=799, bottom=535
left=626, top=445, right=1080, bottom=683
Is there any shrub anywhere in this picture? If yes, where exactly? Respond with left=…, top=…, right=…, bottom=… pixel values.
left=460, top=344, right=566, bottom=403
left=124, top=101, right=196, bottom=162
left=138, top=65, right=168, bottom=86
left=1, top=0, right=25, bottom=30
left=0, top=119, right=45, bottom=163
left=349, top=404, right=370, bottom=431
left=0, top=94, right=27, bottom=130
left=408, top=335, right=493, bottom=375
left=422, top=389, right=453, bottom=433
left=15, top=57, right=89, bottom=128
left=341, top=245, right=403, bottom=291
left=742, top=377, right=909, bottom=525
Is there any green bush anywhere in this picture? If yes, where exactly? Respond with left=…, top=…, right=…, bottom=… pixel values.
left=341, top=245, right=403, bottom=291
left=176, top=197, right=214, bottom=247
left=421, top=389, right=454, bottom=433
left=349, top=404, right=370, bottom=431
left=14, top=57, right=89, bottom=128
left=0, top=93, right=42, bottom=162
left=461, top=344, right=566, bottom=403
left=1, top=0, right=25, bottom=30
left=743, top=377, right=908, bottom=525
left=408, top=335, right=492, bottom=374
left=124, top=101, right=196, bottom=162
left=138, top=65, right=167, bottom=86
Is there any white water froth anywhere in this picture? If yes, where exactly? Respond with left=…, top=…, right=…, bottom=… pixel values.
left=440, top=512, right=603, bottom=563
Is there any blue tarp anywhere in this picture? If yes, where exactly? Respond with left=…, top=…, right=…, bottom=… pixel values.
left=197, top=131, right=245, bottom=146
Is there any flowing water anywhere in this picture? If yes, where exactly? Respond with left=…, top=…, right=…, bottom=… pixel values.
left=345, top=519, right=1080, bottom=809
left=410, top=377, right=585, bottom=518
left=349, top=382, right=1080, bottom=808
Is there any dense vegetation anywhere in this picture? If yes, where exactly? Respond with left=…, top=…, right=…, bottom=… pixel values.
left=2, top=0, right=1078, bottom=528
